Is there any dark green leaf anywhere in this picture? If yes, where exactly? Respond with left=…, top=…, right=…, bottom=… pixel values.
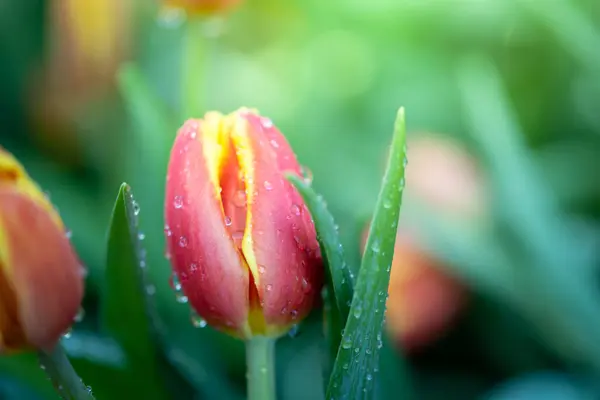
left=287, top=173, right=355, bottom=366
left=101, top=183, right=172, bottom=400
left=326, top=108, right=409, bottom=400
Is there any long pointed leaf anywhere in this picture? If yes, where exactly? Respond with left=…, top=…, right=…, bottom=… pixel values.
left=326, top=108, right=409, bottom=399
left=287, top=174, right=355, bottom=381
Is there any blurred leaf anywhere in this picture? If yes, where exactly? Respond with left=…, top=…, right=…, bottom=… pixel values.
left=326, top=108, right=409, bottom=399
left=287, top=174, right=355, bottom=367
left=182, top=19, right=208, bottom=119
left=0, top=354, right=55, bottom=400
left=457, top=56, right=600, bottom=371
left=101, top=183, right=171, bottom=400
left=483, top=372, right=600, bottom=400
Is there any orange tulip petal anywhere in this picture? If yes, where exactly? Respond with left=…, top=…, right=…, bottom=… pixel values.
left=231, top=111, right=322, bottom=332
left=165, top=119, right=250, bottom=337
left=0, top=188, right=83, bottom=351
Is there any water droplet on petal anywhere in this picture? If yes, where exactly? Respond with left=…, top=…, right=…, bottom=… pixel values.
left=270, top=139, right=279, bottom=148
left=342, top=339, right=352, bottom=349
left=224, top=216, right=232, bottom=226
left=291, top=310, right=298, bottom=320
left=179, top=236, right=188, bottom=248
left=261, top=117, right=273, bottom=129
left=266, top=284, right=273, bottom=292
left=173, top=196, right=184, bottom=209
left=164, top=224, right=172, bottom=237
left=301, top=278, right=311, bottom=293
left=233, top=190, right=246, bottom=207
left=258, top=265, right=266, bottom=274
left=138, top=232, right=146, bottom=240
left=62, top=329, right=72, bottom=339
left=371, top=240, right=381, bottom=253
left=263, top=181, right=273, bottom=191
left=290, top=204, right=301, bottom=216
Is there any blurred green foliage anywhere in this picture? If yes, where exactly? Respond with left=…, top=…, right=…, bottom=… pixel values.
left=1, top=0, right=600, bottom=399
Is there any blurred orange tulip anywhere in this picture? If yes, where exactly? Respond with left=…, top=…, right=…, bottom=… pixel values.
left=28, top=0, right=134, bottom=166
left=162, top=0, right=242, bottom=15
left=0, top=148, right=84, bottom=353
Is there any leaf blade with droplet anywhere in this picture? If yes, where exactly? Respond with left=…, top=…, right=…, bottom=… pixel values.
left=326, top=108, right=410, bottom=400
left=287, top=174, right=355, bottom=369
left=101, top=183, right=176, bottom=400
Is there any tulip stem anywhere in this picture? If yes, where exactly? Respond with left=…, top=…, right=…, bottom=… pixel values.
left=246, top=336, right=276, bottom=400
left=38, top=344, right=95, bottom=400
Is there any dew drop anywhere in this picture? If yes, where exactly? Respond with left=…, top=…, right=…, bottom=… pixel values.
left=301, top=278, right=311, bottom=293
left=179, top=236, right=188, bottom=248
left=353, top=305, right=363, bottom=319
left=263, top=181, right=273, bottom=191
left=371, top=240, right=381, bottom=253
left=383, top=199, right=391, bottom=209
left=224, top=216, right=232, bottom=226
left=138, top=232, right=146, bottom=240
left=62, top=329, right=72, bottom=339
left=173, top=196, right=184, bottom=209
left=366, top=374, right=373, bottom=381
left=233, top=190, right=246, bottom=207
left=269, top=139, right=279, bottom=149
left=291, top=309, right=298, bottom=320
left=300, top=166, right=313, bottom=184
left=74, top=307, right=85, bottom=323
left=290, top=204, right=301, bottom=216
left=65, top=229, right=73, bottom=240
left=266, top=284, right=273, bottom=292
left=288, top=324, right=299, bottom=338
left=146, top=285, right=156, bottom=295
left=261, top=117, right=274, bottom=129
left=342, top=363, right=349, bottom=370
left=191, top=314, right=208, bottom=328
left=258, top=265, right=266, bottom=274
left=132, top=201, right=140, bottom=216
left=342, top=339, right=352, bottom=349
left=176, top=293, right=188, bottom=303
left=170, top=273, right=182, bottom=291
left=164, top=224, right=172, bottom=237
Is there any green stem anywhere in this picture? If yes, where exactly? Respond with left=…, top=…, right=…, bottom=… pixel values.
left=246, top=336, right=276, bottom=400
left=38, top=344, right=94, bottom=400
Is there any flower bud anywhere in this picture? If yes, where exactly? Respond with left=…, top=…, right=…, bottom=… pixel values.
left=0, top=148, right=84, bottom=353
left=165, top=109, right=322, bottom=339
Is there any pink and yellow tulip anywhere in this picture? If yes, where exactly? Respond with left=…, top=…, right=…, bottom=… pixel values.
left=165, top=109, right=322, bottom=339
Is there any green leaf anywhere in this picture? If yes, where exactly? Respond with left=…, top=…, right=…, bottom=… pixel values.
left=101, top=183, right=172, bottom=400
left=287, top=174, right=355, bottom=366
left=326, top=108, right=410, bottom=400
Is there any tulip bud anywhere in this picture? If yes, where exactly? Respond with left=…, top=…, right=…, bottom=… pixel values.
left=0, top=148, right=84, bottom=353
left=162, top=0, right=242, bottom=15
left=165, top=109, right=322, bottom=339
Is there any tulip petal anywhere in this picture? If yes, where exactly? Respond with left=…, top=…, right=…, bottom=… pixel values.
left=165, top=119, right=250, bottom=337
left=230, top=110, right=322, bottom=333
left=0, top=188, right=83, bottom=351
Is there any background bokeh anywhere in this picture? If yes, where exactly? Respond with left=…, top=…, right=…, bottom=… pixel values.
left=1, top=0, right=600, bottom=399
